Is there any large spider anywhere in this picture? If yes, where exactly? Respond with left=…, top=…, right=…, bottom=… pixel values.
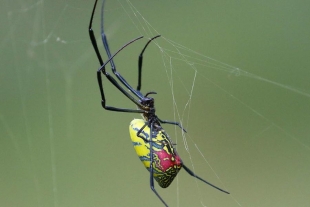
left=88, top=0, right=229, bottom=206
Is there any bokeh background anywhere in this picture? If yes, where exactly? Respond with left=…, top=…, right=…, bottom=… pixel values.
left=1, top=0, right=310, bottom=206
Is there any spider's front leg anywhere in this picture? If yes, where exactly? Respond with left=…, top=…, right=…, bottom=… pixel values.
left=96, top=67, right=144, bottom=113
left=136, top=35, right=161, bottom=92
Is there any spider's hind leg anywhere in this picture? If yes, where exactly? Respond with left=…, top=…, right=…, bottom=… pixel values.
left=182, top=164, right=230, bottom=194
left=157, top=117, right=187, bottom=133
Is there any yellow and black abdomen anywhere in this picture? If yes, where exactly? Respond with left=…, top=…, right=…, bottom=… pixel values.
left=129, top=119, right=182, bottom=188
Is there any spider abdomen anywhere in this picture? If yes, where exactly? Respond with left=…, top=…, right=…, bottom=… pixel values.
left=129, top=119, right=182, bottom=188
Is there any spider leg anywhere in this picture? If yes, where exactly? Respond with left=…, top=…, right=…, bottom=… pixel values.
left=100, top=0, right=145, bottom=99
left=137, top=35, right=161, bottom=91
left=136, top=122, right=160, bottom=143
left=97, top=36, right=147, bottom=110
left=182, top=164, right=230, bottom=194
left=90, top=0, right=146, bottom=113
left=149, top=123, right=169, bottom=207
left=96, top=67, right=144, bottom=113
left=136, top=122, right=150, bottom=142
left=89, top=0, right=104, bottom=65
left=100, top=0, right=112, bottom=68
left=94, top=35, right=147, bottom=112
left=157, top=117, right=187, bottom=133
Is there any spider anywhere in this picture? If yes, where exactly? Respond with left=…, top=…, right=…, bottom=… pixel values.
left=88, top=0, right=229, bottom=206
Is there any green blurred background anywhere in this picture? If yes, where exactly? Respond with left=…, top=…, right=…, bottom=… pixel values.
left=1, top=0, right=310, bottom=206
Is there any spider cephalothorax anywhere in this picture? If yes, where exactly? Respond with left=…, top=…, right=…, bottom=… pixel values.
left=140, top=93, right=155, bottom=109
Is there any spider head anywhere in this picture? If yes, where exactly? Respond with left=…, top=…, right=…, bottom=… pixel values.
left=140, top=97, right=154, bottom=108
left=140, top=91, right=157, bottom=108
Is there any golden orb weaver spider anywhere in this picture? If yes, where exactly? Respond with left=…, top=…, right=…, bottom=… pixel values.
left=88, top=0, right=230, bottom=206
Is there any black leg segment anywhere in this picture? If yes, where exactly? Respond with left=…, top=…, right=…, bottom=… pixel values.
left=149, top=123, right=169, bottom=207
left=182, top=164, right=230, bottom=194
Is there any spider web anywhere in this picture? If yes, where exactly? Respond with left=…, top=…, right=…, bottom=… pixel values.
left=1, top=0, right=310, bottom=207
